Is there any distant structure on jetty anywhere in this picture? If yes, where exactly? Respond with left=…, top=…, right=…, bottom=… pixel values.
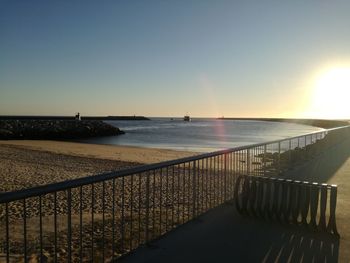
left=183, top=115, right=191, bottom=121
left=75, top=112, right=81, bottom=121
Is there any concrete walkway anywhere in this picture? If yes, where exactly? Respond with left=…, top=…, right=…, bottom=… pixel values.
left=120, top=138, right=350, bottom=263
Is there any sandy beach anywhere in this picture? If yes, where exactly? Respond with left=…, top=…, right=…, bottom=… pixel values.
left=0, top=140, right=201, bottom=261
left=0, top=140, right=196, bottom=164
left=0, top=140, right=197, bottom=192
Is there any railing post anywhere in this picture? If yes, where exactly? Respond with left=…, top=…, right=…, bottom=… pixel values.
left=304, top=135, right=307, bottom=160
left=224, top=154, right=227, bottom=201
left=111, top=181, right=115, bottom=261
left=39, top=196, right=43, bottom=262
left=278, top=142, right=281, bottom=174
left=192, top=160, right=197, bottom=218
left=23, top=199, right=27, bottom=263
left=247, top=149, right=251, bottom=175
left=54, top=192, right=57, bottom=262
left=5, top=203, right=9, bottom=263
left=67, top=189, right=72, bottom=263
left=145, top=171, right=150, bottom=242
left=288, top=139, right=292, bottom=168
left=263, top=145, right=267, bottom=176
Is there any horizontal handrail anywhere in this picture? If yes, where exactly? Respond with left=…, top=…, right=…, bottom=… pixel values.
left=1, top=125, right=349, bottom=204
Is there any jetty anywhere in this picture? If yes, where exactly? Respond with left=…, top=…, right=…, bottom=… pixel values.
left=0, top=114, right=150, bottom=140
left=0, top=119, right=124, bottom=139
left=0, top=115, right=150, bottom=121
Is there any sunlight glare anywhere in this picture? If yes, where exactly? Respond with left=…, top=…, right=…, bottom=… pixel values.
left=310, top=67, right=350, bottom=119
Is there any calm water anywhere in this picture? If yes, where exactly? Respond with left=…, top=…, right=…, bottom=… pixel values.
left=81, top=118, right=323, bottom=152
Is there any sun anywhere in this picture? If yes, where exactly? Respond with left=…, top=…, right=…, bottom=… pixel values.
left=309, top=67, right=350, bottom=119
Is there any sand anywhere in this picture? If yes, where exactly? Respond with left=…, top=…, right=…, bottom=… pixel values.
left=0, top=140, right=196, bottom=165
left=0, top=140, right=197, bottom=192
left=0, top=141, right=199, bottom=262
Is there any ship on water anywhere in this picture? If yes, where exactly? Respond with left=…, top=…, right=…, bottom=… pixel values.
left=183, top=115, right=191, bottom=121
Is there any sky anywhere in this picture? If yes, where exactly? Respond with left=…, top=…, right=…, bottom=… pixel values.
left=1, top=1, right=350, bottom=119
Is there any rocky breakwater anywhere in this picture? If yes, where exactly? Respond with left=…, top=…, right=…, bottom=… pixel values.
left=0, top=119, right=124, bottom=139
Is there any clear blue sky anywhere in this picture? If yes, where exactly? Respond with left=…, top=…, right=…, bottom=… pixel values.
left=1, top=1, right=350, bottom=118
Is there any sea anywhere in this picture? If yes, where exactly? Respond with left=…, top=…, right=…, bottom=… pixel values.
left=81, top=118, right=323, bottom=153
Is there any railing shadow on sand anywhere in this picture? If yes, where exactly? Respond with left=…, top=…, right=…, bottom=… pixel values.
left=0, top=125, right=349, bottom=262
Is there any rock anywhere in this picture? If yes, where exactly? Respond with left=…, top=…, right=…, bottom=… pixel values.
left=0, top=128, right=13, bottom=138
left=0, top=120, right=124, bottom=140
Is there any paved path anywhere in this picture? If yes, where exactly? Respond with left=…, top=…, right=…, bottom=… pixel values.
left=120, top=138, right=350, bottom=263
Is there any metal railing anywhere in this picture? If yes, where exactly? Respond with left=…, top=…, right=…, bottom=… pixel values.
left=1, top=125, right=349, bottom=262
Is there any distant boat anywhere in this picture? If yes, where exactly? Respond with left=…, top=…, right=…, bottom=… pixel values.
left=183, top=115, right=191, bottom=121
